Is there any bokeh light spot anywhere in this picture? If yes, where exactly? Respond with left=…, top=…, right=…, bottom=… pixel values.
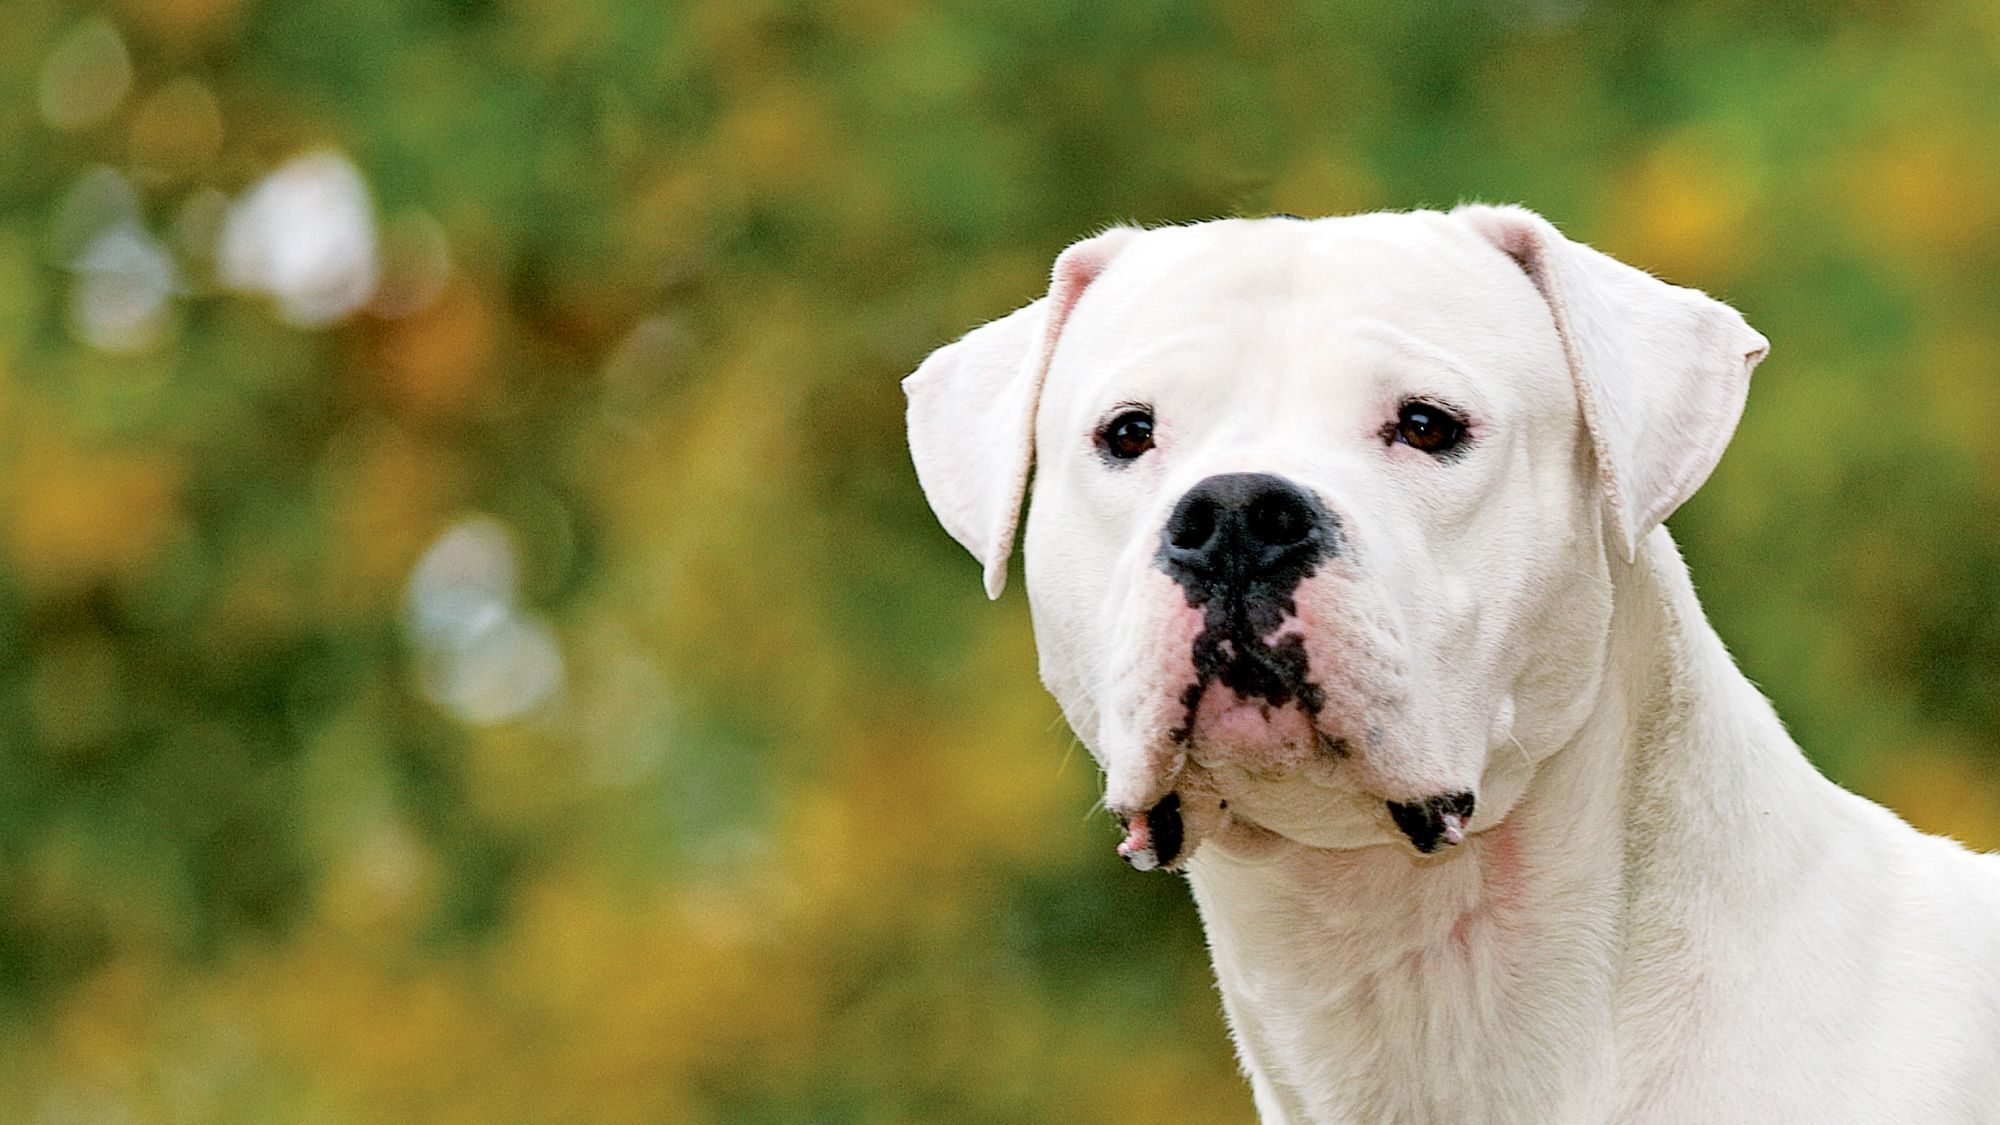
left=218, top=150, right=379, bottom=328
left=68, top=223, right=176, bottom=355
left=38, top=18, right=133, bottom=132
left=405, top=516, right=566, bottom=726
left=129, top=78, right=225, bottom=184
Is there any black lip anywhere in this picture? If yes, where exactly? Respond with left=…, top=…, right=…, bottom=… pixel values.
left=1148, top=793, right=1184, bottom=868
left=1385, top=792, right=1476, bottom=854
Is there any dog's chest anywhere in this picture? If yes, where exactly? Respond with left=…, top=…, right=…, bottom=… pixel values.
left=1188, top=827, right=1619, bottom=1123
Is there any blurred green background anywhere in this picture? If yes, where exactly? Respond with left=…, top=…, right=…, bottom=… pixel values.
left=3, top=0, right=1999, bottom=1120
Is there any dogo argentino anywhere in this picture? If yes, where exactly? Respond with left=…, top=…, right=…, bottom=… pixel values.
left=904, top=206, right=2000, bottom=1123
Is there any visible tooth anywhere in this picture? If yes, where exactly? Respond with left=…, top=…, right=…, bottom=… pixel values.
left=1115, top=793, right=1185, bottom=872
left=1117, top=809, right=1155, bottom=869
left=1122, top=846, right=1159, bottom=872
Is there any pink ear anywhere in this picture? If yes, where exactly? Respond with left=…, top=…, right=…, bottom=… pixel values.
left=904, top=227, right=1137, bottom=598
left=1453, top=204, right=1769, bottom=562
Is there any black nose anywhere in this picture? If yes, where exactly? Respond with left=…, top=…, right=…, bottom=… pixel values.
left=1158, top=473, right=1333, bottom=589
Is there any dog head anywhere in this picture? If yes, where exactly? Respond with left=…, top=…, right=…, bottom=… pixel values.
left=905, top=207, right=1766, bottom=866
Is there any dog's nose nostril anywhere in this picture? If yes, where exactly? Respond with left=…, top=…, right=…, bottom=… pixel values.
left=1158, top=472, right=1334, bottom=587
left=1169, top=498, right=1218, bottom=551
left=1248, top=491, right=1311, bottom=547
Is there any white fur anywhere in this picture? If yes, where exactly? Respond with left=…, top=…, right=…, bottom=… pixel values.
left=904, top=207, right=2000, bottom=1123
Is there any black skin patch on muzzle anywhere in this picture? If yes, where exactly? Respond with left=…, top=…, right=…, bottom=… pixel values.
left=1386, top=792, right=1476, bottom=854
left=1155, top=474, right=1340, bottom=743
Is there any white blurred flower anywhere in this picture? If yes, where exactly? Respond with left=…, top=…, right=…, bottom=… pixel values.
left=69, top=223, right=175, bottom=354
left=405, top=517, right=566, bottom=726
left=218, top=149, right=379, bottom=327
left=52, top=168, right=176, bottom=355
left=406, top=517, right=517, bottom=646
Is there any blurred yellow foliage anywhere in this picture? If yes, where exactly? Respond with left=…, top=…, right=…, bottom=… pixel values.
left=3, top=1, right=1998, bottom=1121
left=4, top=414, right=183, bottom=597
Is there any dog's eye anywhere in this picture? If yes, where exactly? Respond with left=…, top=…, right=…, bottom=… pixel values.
left=1099, top=409, right=1156, bottom=461
left=1392, top=401, right=1466, bottom=456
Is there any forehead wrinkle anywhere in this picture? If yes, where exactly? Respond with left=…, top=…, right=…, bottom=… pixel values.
left=1049, top=324, right=1223, bottom=415
left=1328, top=319, right=1495, bottom=410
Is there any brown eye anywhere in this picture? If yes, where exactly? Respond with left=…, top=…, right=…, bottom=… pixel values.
left=1099, top=409, right=1155, bottom=461
left=1393, top=401, right=1466, bottom=456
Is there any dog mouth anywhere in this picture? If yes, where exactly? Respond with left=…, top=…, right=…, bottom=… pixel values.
left=1115, top=793, right=1185, bottom=871
left=1169, top=616, right=1327, bottom=749
left=1112, top=773, right=1477, bottom=871
left=1113, top=560, right=1477, bottom=869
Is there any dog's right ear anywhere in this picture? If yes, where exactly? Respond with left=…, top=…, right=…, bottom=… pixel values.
left=904, top=227, right=1137, bottom=599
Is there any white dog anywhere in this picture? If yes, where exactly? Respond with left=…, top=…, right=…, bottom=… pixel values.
left=903, top=206, right=2000, bottom=1123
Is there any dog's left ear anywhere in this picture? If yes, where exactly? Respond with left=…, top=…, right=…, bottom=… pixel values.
left=904, top=227, right=1137, bottom=598
left=1453, top=204, right=1770, bottom=562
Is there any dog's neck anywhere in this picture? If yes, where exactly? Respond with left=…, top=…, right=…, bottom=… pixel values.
left=1182, top=532, right=1837, bottom=1124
